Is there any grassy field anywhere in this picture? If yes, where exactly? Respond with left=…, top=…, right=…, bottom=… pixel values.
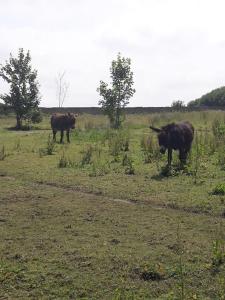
left=0, top=111, right=225, bottom=299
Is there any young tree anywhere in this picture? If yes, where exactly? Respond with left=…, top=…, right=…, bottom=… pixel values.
left=97, top=53, right=135, bottom=129
left=0, top=48, right=41, bottom=129
left=55, top=71, right=69, bottom=108
left=171, top=100, right=186, bottom=111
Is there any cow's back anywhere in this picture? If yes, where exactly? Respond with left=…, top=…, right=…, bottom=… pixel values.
left=51, top=114, right=71, bottom=130
left=170, top=122, right=194, bottom=149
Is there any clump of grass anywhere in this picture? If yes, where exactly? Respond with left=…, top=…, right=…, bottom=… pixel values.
left=108, top=130, right=130, bottom=161
left=140, top=135, right=156, bottom=163
left=46, top=134, right=55, bottom=155
left=84, top=120, right=95, bottom=130
left=123, top=155, right=135, bottom=175
left=216, top=141, right=225, bottom=170
left=138, top=263, right=165, bottom=282
left=58, top=151, right=72, bottom=168
left=89, top=159, right=110, bottom=177
left=39, top=135, right=56, bottom=157
left=81, top=144, right=94, bottom=166
left=211, top=239, right=225, bottom=268
left=14, top=139, right=21, bottom=151
left=212, top=119, right=225, bottom=138
left=109, top=136, right=121, bottom=161
left=191, top=132, right=201, bottom=184
left=0, top=146, right=6, bottom=161
left=210, top=222, right=225, bottom=274
left=38, top=148, right=45, bottom=158
left=122, top=153, right=130, bottom=166
left=159, top=165, right=179, bottom=177
left=112, top=288, right=135, bottom=300
left=212, top=183, right=225, bottom=195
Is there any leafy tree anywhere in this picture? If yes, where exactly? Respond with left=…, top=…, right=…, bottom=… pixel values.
left=97, top=53, right=135, bottom=129
left=0, top=48, right=41, bottom=129
left=171, top=100, right=186, bottom=111
left=188, top=86, right=225, bottom=108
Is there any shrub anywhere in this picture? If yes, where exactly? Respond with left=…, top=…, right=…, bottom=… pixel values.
left=30, top=109, right=43, bottom=124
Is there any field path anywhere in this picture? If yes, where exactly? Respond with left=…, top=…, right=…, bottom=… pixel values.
left=1, top=173, right=224, bottom=218
left=0, top=175, right=224, bottom=299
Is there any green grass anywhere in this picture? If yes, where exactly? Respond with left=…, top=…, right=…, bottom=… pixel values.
left=0, top=111, right=225, bottom=299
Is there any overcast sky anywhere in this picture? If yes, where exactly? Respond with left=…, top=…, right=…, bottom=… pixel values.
left=1, top=0, right=225, bottom=107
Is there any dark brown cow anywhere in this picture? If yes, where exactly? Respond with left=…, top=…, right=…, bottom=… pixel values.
left=51, top=113, right=77, bottom=143
left=150, top=121, right=194, bottom=166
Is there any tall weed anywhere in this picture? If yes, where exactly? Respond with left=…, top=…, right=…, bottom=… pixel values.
left=0, top=146, right=6, bottom=161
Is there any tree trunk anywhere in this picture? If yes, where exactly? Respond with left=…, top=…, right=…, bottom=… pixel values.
left=16, top=115, right=22, bottom=129
left=115, top=106, right=120, bottom=129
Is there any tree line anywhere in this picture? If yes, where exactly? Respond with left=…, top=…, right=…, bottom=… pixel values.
left=0, top=48, right=225, bottom=129
left=0, top=49, right=136, bottom=129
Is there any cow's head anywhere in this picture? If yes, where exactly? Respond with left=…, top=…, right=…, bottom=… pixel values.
left=67, top=112, right=77, bottom=129
left=149, top=125, right=171, bottom=154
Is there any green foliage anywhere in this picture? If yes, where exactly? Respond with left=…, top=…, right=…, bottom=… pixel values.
left=29, top=109, right=43, bottom=124
left=212, top=239, right=225, bottom=267
left=58, top=151, right=71, bottom=168
left=188, top=86, right=225, bottom=107
left=212, top=119, right=225, bottom=137
left=46, top=134, right=55, bottom=155
left=140, top=135, right=157, bottom=163
left=0, top=48, right=41, bottom=129
left=124, top=155, right=135, bottom=175
left=112, top=288, right=135, bottom=300
left=192, top=133, right=201, bottom=184
left=108, top=130, right=130, bottom=161
left=89, top=159, right=110, bottom=177
left=212, top=183, right=225, bottom=195
left=81, top=144, right=94, bottom=166
left=97, top=53, right=135, bottom=129
left=0, top=112, right=225, bottom=299
left=39, top=135, right=55, bottom=156
left=171, top=100, right=186, bottom=111
left=0, top=102, right=10, bottom=115
left=211, top=223, right=225, bottom=273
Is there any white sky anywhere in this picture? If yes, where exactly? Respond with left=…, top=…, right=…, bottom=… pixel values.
left=1, top=0, right=225, bottom=107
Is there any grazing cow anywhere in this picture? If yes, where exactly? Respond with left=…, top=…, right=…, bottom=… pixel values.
left=51, top=113, right=77, bottom=143
left=150, top=121, right=194, bottom=166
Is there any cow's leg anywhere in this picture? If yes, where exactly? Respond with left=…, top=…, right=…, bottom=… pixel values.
left=179, top=149, right=187, bottom=165
left=66, top=129, right=70, bottom=143
left=60, top=130, right=64, bottom=143
left=52, top=130, right=57, bottom=142
left=168, top=148, right=172, bottom=166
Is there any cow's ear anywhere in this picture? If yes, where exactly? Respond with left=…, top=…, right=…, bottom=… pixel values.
left=75, top=114, right=78, bottom=117
left=149, top=126, right=161, bottom=133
